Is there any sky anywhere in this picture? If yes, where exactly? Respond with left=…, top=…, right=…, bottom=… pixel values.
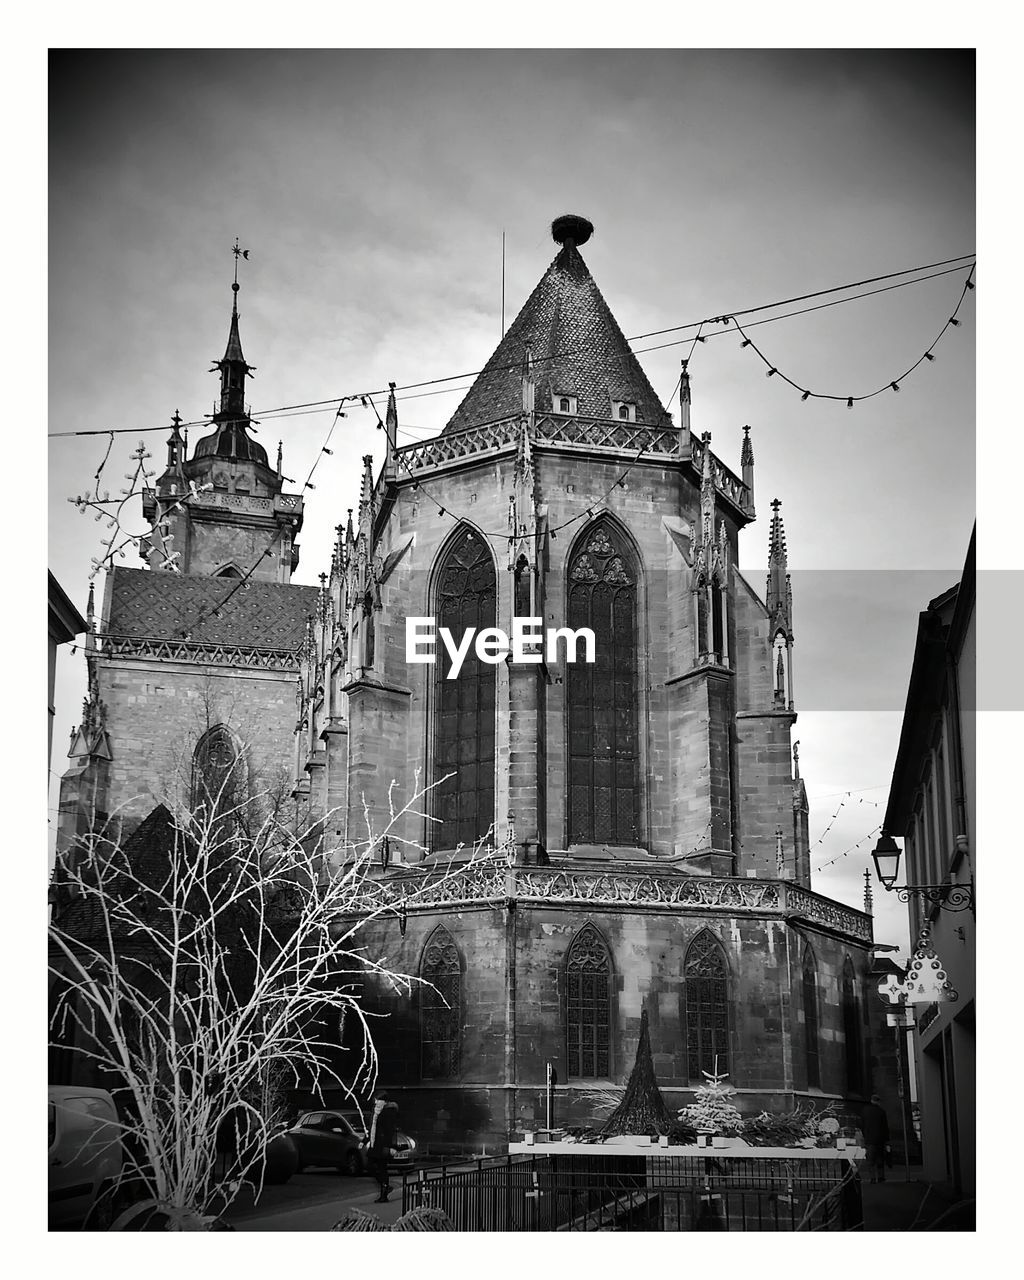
left=45, top=48, right=977, bottom=958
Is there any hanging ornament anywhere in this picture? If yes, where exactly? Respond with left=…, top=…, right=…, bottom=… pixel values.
left=898, top=921, right=959, bottom=1005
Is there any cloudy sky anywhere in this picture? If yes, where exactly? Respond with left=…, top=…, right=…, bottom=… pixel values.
left=46, top=49, right=976, bottom=954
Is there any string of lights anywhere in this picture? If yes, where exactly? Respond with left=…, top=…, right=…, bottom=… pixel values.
left=731, top=264, right=975, bottom=406
left=629, top=261, right=972, bottom=358
left=813, top=823, right=883, bottom=876
left=47, top=252, right=974, bottom=441
left=809, top=791, right=881, bottom=851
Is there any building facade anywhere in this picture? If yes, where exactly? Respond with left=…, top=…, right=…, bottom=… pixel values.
left=881, top=529, right=975, bottom=1194
left=292, top=216, right=875, bottom=1148
left=56, top=217, right=879, bottom=1148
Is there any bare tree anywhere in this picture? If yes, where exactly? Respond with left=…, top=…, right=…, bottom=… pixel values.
left=49, top=775, right=495, bottom=1230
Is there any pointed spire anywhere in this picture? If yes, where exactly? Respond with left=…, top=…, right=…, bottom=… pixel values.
left=521, top=340, right=535, bottom=415
left=276, top=440, right=283, bottom=478
left=700, top=431, right=715, bottom=548
left=678, top=359, right=692, bottom=460
left=384, top=382, right=398, bottom=481
left=741, top=425, right=755, bottom=514
left=766, top=498, right=793, bottom=640
left=211, top=244, right=255, bottom=423
left=863, top=868, right=874, bottom=915
left=345, top=507, right=355, bottom=548
left=358, top=455, right=374, bottom=528
left=776, top=827, right=787, bottom=879
left=741, top=424, right=754, bottom=468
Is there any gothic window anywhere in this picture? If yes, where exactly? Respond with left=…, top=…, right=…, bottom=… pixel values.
left=191, top=724, right=241, bottom=820
left=420, top=928, right=462, bottom=1080
left=362, top=591, right=375, bottom=670
left=842, top=957, right=863, bottom=1095
left=567, top=520, right=640, bottom=846
left=803, top=946, right=821, bottom=1089
left=565, top=923, right=611, bottom=1079
left=684, top=930, right=730, bottom=1079
left=431, top=527, right=496, bottom=849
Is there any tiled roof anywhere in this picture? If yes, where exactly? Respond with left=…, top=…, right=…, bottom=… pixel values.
left=51, top=804, right=180, bottom=942
left=444, top=241, right=671, bottom=434
left=105, top=567, right=318, bottom=649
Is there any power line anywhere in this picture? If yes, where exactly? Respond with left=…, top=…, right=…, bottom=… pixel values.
left=47, top=252, right=975, bottom=441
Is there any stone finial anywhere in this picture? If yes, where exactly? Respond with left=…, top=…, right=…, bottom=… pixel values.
left=863, top=868, right=874, bottom=915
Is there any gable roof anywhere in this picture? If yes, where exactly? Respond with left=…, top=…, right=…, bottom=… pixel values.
left=444, top=238, right=671, bottom=434
left=104, top=567, right=318, bottom=650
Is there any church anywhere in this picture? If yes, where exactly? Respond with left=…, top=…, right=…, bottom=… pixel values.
left=57, top=215, right=875, bottom=1150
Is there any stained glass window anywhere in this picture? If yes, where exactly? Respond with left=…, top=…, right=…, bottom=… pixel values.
left=566, top=923, right=611, bottom=1079
left=803, top=946, right=821, bottom=1089
left=684, top=930, right=730, bottom=1079
left=431, top=527, right=496, bottom=849
left=191, top=724, right=241, bottom=821
left=842, top=957, right=863, bottom=1095
left=567, top=521, right=639, bottom=846
left=420, top=928, right=461, bottom=1079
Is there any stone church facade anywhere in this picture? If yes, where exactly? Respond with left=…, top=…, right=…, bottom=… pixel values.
left=57, top=216, right=874, bottom=1149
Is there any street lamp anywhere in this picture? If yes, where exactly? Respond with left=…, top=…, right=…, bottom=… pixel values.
left=870, top=833, right=974, bottom=913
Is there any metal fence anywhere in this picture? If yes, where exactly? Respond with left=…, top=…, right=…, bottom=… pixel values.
left=400, top=1152, right=862, bottom=1232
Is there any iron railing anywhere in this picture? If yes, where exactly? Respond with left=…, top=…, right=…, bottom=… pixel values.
left=400, top=1152, right=862, bottom=1232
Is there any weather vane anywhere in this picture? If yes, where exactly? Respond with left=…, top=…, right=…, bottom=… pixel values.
left=232, top=237, right=250, bottom=286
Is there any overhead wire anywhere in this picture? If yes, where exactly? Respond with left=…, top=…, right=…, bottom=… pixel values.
left=47, top=252, right=975, bottom=440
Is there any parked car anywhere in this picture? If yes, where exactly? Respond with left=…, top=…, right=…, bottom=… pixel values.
left=286, top=1109, right=417, bottom=1175
left=48, top=1085, right=123, bottom=1229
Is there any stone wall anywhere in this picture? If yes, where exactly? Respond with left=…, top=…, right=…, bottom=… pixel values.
left=93, top=655, right=300, bottom=832
left=349, top=903, right=872, bottom=1151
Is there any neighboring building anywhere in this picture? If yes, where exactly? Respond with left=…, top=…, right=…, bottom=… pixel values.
left=293, top=216, right=876, bottom=1148
left=48, top=572, right=86, bottom=770
left=881, top=528, right=975, bottom=1194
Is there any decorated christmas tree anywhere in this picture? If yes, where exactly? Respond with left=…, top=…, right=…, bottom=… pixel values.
left=600, top=1008, right=674, bottom=1136
left=677, top=1060, right=743, bottom=1136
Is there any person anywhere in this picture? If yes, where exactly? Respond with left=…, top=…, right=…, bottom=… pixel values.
left=368, top=1092, right=399, bottom=1203
left=861, top=1094, right=891, bottom=1183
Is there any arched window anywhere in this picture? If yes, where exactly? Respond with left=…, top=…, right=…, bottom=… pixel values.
left=431, top=527, right=496, bottom=849
left=566, top=520, right=640, bottom=846
left=420, top=928, right=462, bottom=1079
left=842, top=957, right=863, bottom=1095
left=566, top=923, right=611, bottom=1079
left=618, top=404, right=629, bottom=420
left=684, top=930, right=730, bottom=1079
left=559, top=397, right=571, bottom=413
left=191, top=724, right=241, bottom=820
left=362, top=591, right=375, bottom=670
left=803, top=946, right=821, bottom=1089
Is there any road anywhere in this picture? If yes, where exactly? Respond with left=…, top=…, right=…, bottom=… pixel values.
left=226, top=1169, right=408, bottom=1232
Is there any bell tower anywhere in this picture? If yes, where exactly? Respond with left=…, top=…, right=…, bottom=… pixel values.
left=142, top=243, right=305, bottom=583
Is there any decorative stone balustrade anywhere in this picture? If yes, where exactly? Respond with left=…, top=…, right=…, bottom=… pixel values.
left=390, top=414, right=751, bottom=514
left=350, top=862, right=872, bottom=944
left=102, top=633, right=301, bottom=671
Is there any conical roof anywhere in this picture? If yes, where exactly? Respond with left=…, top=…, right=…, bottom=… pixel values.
left=444, top=218, right=671, bottom=434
